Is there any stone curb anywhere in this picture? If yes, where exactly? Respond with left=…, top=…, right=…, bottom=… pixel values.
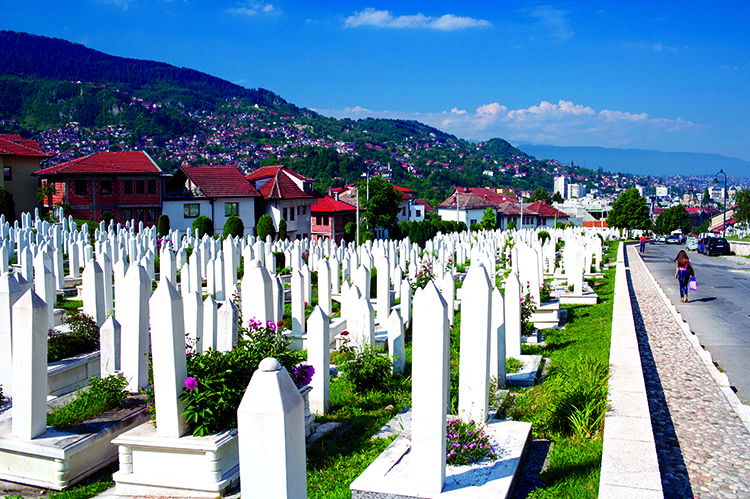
left=598, top=242, right=662, bottom=498
left=634, top=246, right=750, bottom=432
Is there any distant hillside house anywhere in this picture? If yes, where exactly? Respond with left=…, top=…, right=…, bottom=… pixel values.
left=246, top=165, right=316, bottom=240
left=310, top=195, right=356, bottom=243
left=35, top=151, right=162, bottom=224
left=164, top=166, right=260, bottom=235
left=0, top=134, right=49, bottom=219
left=412, top=198, right=434, bottom=222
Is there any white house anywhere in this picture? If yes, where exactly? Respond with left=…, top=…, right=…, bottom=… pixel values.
left=245, top=165, right=317, bottom=240
left=436, top=190, right=496, bottom=228
left=163, top=166, right=260, bottom=235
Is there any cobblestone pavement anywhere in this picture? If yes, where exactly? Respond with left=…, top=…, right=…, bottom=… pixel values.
left=627, top=245, right=750, bottom=498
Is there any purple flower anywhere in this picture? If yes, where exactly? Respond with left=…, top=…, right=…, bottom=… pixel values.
left=291, top=364, right=315, bottom=387
left=184, top=377, right=198, bottom=391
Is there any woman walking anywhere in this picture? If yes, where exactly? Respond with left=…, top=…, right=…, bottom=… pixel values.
left=674, top=250, right=694, bottom=303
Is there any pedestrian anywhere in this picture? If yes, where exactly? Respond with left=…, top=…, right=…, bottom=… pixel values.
left=639, top=233, right=647, bottom=253
left=674, top=249, right=694, bottom=303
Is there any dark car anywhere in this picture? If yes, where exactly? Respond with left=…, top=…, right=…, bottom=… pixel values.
left=704, top=237, right=731, bottom=256
left=665, top=234, right=682, bottom=244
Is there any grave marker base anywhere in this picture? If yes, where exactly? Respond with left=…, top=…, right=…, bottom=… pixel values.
left=350, top=420, right=531, bottom=499
left=0, top=398, right=147, bottom=490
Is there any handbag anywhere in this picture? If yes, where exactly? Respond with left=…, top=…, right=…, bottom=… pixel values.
left=688, top=276, right=698, bottom=291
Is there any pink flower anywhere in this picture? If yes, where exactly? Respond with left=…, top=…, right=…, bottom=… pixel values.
left=184, top=377, right=198, bottom=391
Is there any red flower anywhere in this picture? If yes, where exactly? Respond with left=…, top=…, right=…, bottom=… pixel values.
left=277, top=321, right=284, bottom=326
left=304, top=301, right=309, bottom=307
left=340, top=330, right=349, bottom=336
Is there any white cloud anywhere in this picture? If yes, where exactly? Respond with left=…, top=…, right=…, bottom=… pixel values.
left=344, top=8, right=491, bottom=31
left=317, top=99, right=699, bottom=149
left=530, top=6, right=574, bottom=41
left=226, top=2, right=280, bottom=17
left=623, top=41, right=678, bottom=53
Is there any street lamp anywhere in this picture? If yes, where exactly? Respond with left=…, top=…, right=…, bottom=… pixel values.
left=714, top=169, right=727, bottom=237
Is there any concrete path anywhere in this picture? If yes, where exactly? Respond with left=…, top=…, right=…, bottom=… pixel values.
left=638, top=242, right=750, bottom=403
left=627, top=245, right=750, bottom=498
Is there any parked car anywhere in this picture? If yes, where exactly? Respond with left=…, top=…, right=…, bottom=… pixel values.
left=665, top=234, right=682, bottom=244
left=686, top=236, right=698, bottom=251
left=704, top=237, right=731, bottom=256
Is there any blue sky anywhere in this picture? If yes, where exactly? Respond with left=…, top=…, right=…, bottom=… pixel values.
left=4, top=1, right=750, bottom=160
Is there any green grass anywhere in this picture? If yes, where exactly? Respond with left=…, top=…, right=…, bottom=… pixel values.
left=45, top=476, right=116, bottom=499
left=55, top=297, right=83, bottom=317
left=503, top=242, right=618, bottom=498
left=47, top=376, right=128, bottom=428
left=506, top=357, right=524, bottom=374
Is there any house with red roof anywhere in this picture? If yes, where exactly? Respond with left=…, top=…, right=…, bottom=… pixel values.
left=246, top=165, right=317, bottom=240
left=495, top=201, right=569, bottom=230
left=412, top=199, right=434, bottom=221
left=310, top=195, right=356, bottom=243
left=437, top=186, right=568, bottom=230
left=163, top=166, right=260, bottom=235
left=0, top=134, right=49, bottom=219
left=34, top=151, right=162, bottom=225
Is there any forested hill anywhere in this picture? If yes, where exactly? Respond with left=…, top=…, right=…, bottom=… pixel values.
left=0, top=30, right=288, bottom=111
left=0, top=30, right=629, bottom=204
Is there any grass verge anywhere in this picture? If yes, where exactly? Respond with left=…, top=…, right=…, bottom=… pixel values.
left=502, top=241, right=619, bottom=498
left=47, top=375, right=128, bottom=428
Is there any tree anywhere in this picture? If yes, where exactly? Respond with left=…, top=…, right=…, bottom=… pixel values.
left=37, top=182, right=56, bottom=207
left=256, top=214, right=276, bottom=240
left=735, top=189, right=750, bottom=225
left=552, top=191, right=564, bottom=203
left=529, top=187, right=552, bottom=204
left=607, top=188, right=652, bottom=231
left=702, top=188, right=711, bottom=206
left=506, top=220, right=516, bottom=231
left=479, top=207, right=496, bottom=230
left=277, top=218, right=288, bottom=240
left=157, top=214, right=170, bottom=237
left=343, top=222, right=356, bottom=243
left=192, top=216, right=213, bottom=238
left=0, top=187, right=15, bottom=222
left=223, top=216, right=244, bottom=238
left=655, top=205, right=691, bottom=235
left=538, top=230, right=551, bottom=245
left=359, top=176, right=401, bottom=232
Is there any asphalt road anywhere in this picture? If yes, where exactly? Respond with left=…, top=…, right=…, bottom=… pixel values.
left=638, top=242, right=750, bottom=403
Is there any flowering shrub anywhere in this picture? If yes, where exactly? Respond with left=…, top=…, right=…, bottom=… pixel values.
left=156, top=318, right=307, bottom=436
left=520, top=292, right=536, bottom=336
left=411, top=263, right=435, bottom=292
left=445, top=419, right=497, bottom=466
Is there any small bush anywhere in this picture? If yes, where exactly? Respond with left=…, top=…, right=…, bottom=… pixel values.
left=273, top=251, right=286, bottom=270
left=47, top=375, right=128, bottom=428
left=446, top=419, right=496, bottom=465
left=256, top=213, right=276, bottom=240
left=157, top=214, right=170, bottom=236
left=538, top=230, right=551, bottom=245
left=101, top=210, right=113, bottom=226
left=521, top=293, right=536, bottom=336
left=343, top=345, right=393, bottom=393
left=192, top=215, right=214, bottom=237
left=411, top=263, right=435, bottom=292
left=223, top=215, right=244, bottom=238
left=278, top=218, right=288, bottom=240
left=48, top=313, right=100, bottom=362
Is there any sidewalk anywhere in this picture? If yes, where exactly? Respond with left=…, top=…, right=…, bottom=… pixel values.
left=626, top=245, right=750, bottom=498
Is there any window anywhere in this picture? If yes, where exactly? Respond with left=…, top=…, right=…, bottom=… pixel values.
left=401, top=208, right=406, bottom=216
left=100, top=180, right=112, bottom=195
left=184, top=203, right=200, bottom=218
left=148, top=180, right=156, bottom=194
left=322, top=215, right=329, bottom=225
left=136, top=180, right=145, bottom=194
left=282, top=207, right=288, bottom=220
left=415, top=210, right=422, bottom=218
left=289, top=207, right=296, bottom=221
left=147, top=208, right=157, bottom=222
left=225, top=202, right=239, bottom=217
left=124, top=180, right=133, bottom=194
left=135, top=209, right=144, bottom=221
left=470, top=219, right=477, bottom=226
left=75, top=180, right=87, bottom=196
left=123, top=209, right=132, bottom=220
left=3, top=167, right=11, bottom=181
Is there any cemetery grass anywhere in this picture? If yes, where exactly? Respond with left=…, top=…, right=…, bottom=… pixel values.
left=504, top=242, right=618, bottom=498
left=306, top=346, right=412, bottom=498
left=55, top=297, right=83, bottom=316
